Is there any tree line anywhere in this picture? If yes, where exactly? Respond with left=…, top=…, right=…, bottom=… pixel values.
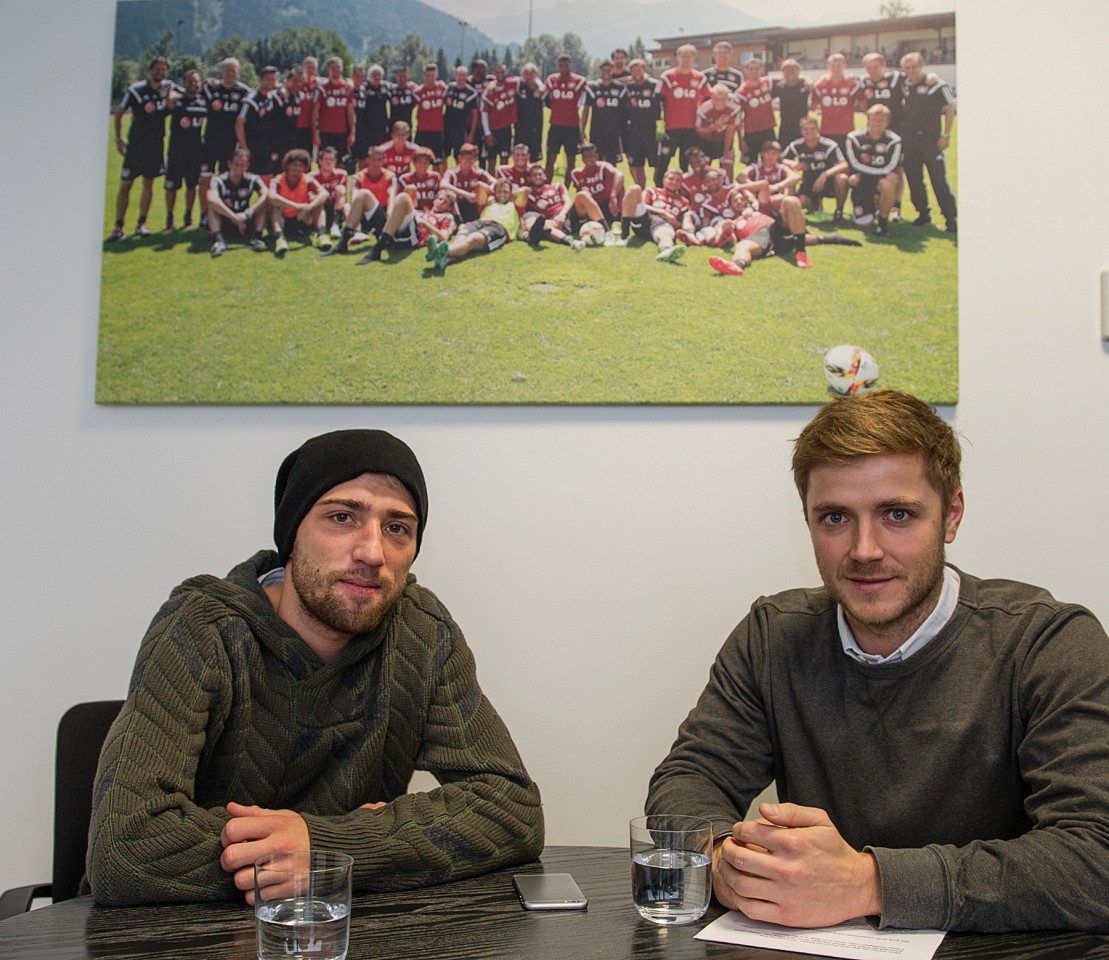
left=112, top=25, right=650, bottom=103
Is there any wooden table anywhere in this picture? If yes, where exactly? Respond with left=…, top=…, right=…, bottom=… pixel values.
left=2, top=846, right=1108, bottom=959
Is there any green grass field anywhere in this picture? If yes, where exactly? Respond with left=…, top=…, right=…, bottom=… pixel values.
left=96, top=120, right=957, bottom=405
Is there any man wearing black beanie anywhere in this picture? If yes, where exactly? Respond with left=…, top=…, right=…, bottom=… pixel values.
left=88, top=429, right=544, bottom=906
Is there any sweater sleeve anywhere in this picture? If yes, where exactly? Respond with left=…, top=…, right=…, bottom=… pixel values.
left=87, top=594, right=237, bottom=905
left=645, top=609, right=776, bottom=840
left=870, top=606, right=1109, bottom=932
left=301, top=624, right=544, bottom=890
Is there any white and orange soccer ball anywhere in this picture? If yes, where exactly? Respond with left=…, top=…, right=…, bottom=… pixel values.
left=823, top=344, right=880, bottom=396
left=578, top=221, right=606, bottom=246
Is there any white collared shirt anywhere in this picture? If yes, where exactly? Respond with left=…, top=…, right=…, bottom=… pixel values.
left=839, top=566, right=961, bottom=664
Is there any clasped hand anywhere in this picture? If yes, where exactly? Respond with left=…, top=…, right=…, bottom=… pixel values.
left=220, top=800, right=387, bottom=904
left=712, top=802, right=882, bottom=927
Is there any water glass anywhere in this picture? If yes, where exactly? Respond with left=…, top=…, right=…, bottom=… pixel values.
left=254, top=850, right=354, bottom=960
left=630, top=814, right=713, bottom=925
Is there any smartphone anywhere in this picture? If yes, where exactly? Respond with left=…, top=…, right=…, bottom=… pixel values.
left=513, top=873, right=588, bottom=910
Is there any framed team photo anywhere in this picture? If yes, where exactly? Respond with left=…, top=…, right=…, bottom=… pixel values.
left=97, top=0, right=957, bottom=405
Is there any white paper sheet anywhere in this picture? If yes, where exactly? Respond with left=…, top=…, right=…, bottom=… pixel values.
left=695, top=911, right=946, bottom=960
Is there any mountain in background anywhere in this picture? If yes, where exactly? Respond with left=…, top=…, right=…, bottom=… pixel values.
left=474, top=0, right=770, bottom=59
left=113, top=0, right=496, bottom=63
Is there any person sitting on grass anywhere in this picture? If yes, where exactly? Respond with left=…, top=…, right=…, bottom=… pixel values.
left=206, top=148, right=268, bottom=257
left=424, top=178, right=525, bottom=274
left=520, top=165, right=584, bottom=251
left=708, top=179, right=860, bottom=277
left=310, top=145, right=351, bottom=239
left=614, top=169, right=690, bottom=263
left=268, top=148, right=331, bottom=256
left=349, top=188, right=459, bottom=266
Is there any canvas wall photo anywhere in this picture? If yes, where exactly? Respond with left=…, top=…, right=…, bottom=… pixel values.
left=97, top=0, right=957, bottom=404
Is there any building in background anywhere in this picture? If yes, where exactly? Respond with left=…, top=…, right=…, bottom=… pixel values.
left=650, top=12, right=955, bottom=72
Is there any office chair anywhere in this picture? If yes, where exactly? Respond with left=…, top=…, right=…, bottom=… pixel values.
left=0, top=700, right=123, bottom=920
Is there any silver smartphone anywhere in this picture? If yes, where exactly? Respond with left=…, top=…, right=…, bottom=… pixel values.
left=513, top=872, right=588, bottom=910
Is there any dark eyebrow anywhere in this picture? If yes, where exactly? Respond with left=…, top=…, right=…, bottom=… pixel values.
left=314, top=498, right=418, bottom=523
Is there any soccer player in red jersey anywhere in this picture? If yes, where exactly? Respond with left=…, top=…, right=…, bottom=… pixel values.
left=812, top=53, right=860, bottom=154
left=520, top=164, right=582, bottom=249
left=658, top=44, right=708, bottom=182
left=736, top=58, right=776, bottom=164
left=378, top=120, right=418, bottom=177
left=480, top=63, right=519, bottom=170
left=707, top=178, right=859, bottom=276
left=677, top=166, right=732, bottom=246
left=741, top=140, right=800, bottom=212
left=348, top=187, right=460, bottom=265
left=544, top=54, right=587, bottom=186
left=413, top=63, right=448, bottom=172
left=267, top=148, right=329, bottom=255
left=314, top=56, right=354, bottom=162
left=496, top=143, right=533, bottom=189
left=311, top=145, right=350, bottom=236
left=617, top=168, right=689, bottom=262
left=695, top=83, right=740, bottom=174
left=680, top=147, right=719, bottom=228
left=295, top=57, right=320, bottom=152
left=569, top=142, right=625, bottom=236
left=442, top=142, right=496, bottom=222
left=399, top=147, right=441, bottom=212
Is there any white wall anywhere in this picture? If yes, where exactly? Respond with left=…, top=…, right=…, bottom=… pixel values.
left=1, top=1, right=1107, bottom=896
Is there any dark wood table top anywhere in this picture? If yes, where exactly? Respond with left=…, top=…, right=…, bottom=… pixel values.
left=2, top=846, right=1108, bottom=960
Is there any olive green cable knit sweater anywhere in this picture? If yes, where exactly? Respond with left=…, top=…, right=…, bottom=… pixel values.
left=88, top=551, right=544, bottom=905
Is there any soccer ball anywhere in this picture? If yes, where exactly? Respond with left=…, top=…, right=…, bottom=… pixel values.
left=579, top=221, right=606, bottom=246
left=823, top=344, right=880, bottom=396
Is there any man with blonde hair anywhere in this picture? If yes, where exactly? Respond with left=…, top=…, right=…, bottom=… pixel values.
left=648, top=391, right=1109, bottom=932
left=657, top=43, right=708, bottom=182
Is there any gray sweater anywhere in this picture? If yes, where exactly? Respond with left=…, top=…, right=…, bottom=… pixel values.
left=88, top=551, right=544, bottom=905
left=646, top=569, right=1109, bottom=931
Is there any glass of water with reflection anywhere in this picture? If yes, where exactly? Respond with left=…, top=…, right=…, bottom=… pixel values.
left=630, top=814, right=713, bottom=925
left=254, top=850, right=353, bottom=960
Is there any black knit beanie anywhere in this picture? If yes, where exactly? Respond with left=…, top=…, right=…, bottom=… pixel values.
left=273, top=429, right=428, bottom=563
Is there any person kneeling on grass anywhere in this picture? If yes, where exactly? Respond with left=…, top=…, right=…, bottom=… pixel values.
left=268, top=148, right=331, bottom=257
left=708, top=179, right=860, bottom=276
left=425, top=178, right=525, bottom=274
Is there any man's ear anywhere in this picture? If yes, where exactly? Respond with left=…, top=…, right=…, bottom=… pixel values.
left=944, top=488, right=964, bottom=544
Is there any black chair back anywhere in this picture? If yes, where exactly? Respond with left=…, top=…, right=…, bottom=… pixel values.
left=52, top=700, right=123, bottom=902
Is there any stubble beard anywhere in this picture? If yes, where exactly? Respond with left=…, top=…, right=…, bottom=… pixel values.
left=288, top=546, right=406, bottom=640
left=822, top=537, right=948, bottom=647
